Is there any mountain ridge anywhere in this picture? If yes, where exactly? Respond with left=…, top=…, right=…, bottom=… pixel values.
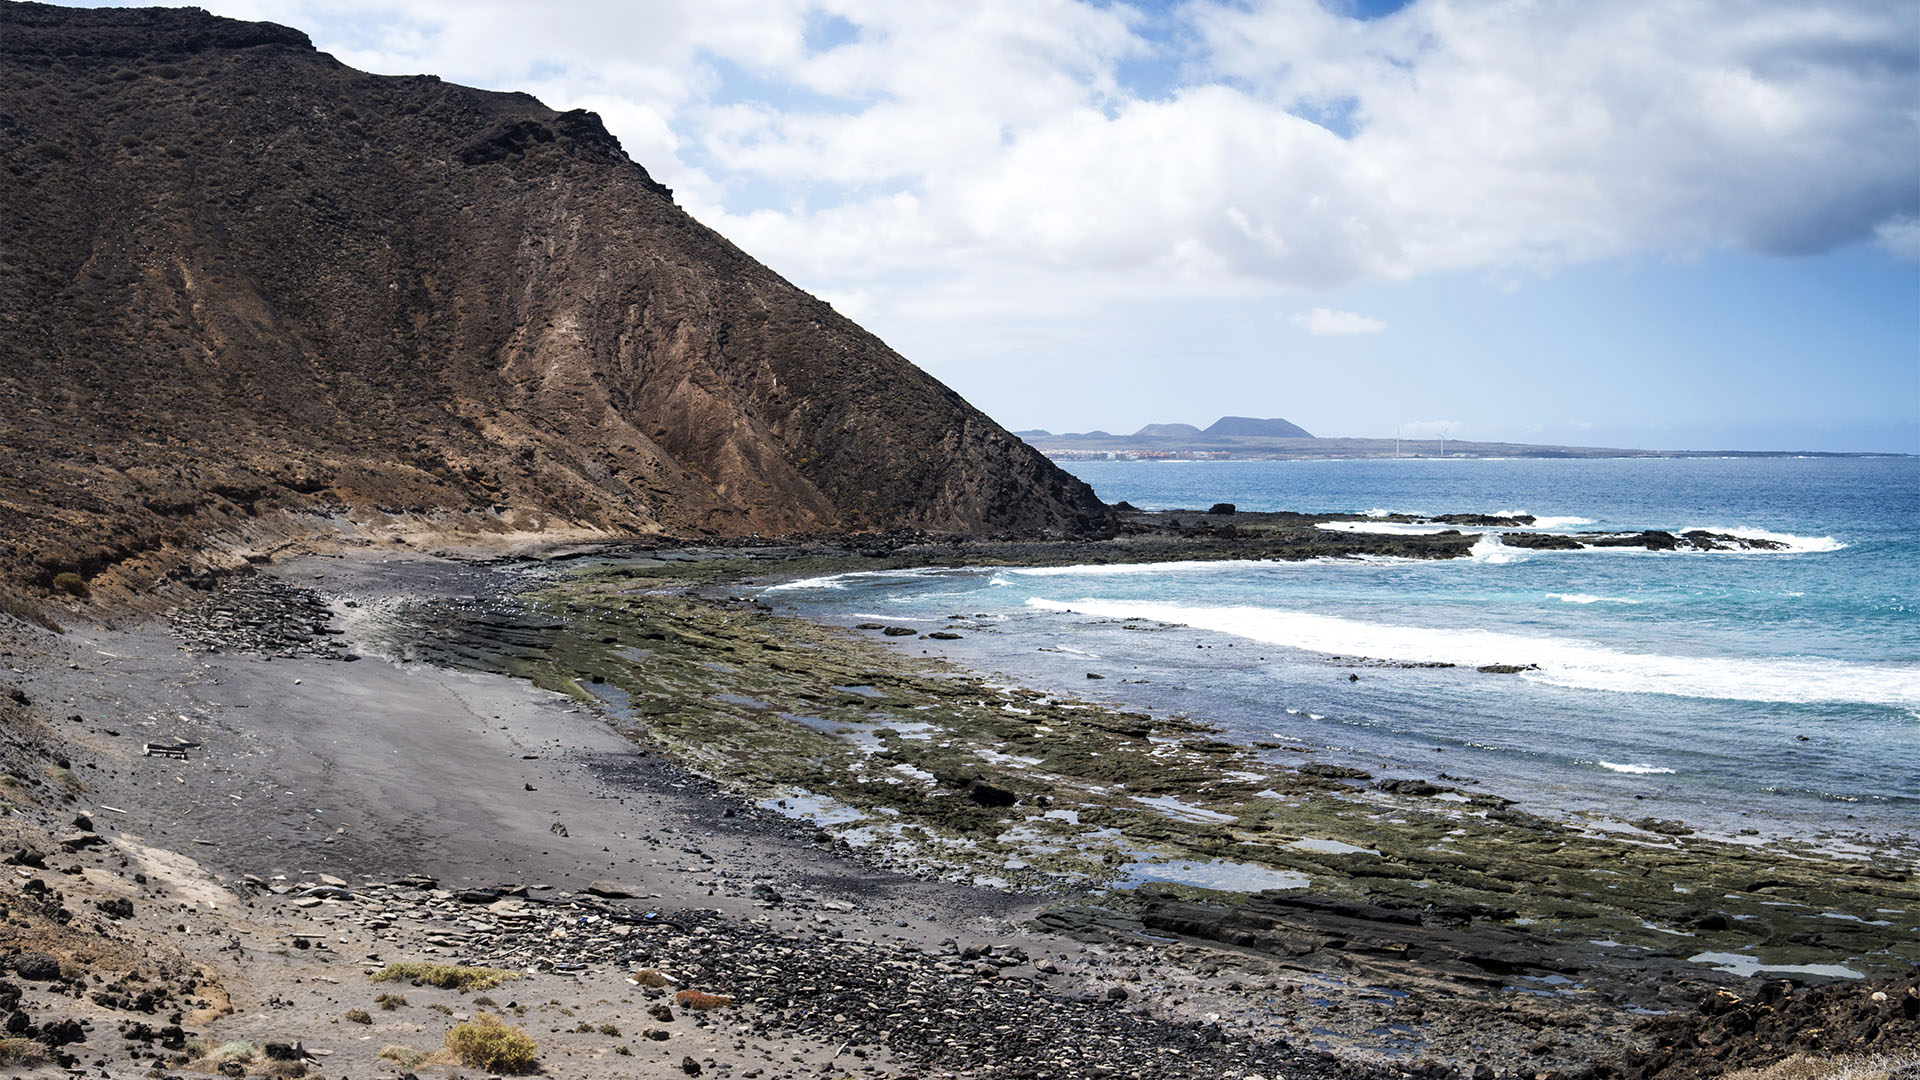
left=0, top=2, right=1111, bottom=599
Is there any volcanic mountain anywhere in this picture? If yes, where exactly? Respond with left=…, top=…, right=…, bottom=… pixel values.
left=0, top=2, right=1110, bottom=598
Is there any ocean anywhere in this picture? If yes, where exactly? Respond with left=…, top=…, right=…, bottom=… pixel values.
left=764, top=456, right=1920, bottom=845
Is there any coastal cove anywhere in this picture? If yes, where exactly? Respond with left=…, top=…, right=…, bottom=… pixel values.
left=0, top=488, right=1911, bottom=1077
left=337, top=465, right=1917, bottom=1072
left=0, top=4, right=1911, bottom=1077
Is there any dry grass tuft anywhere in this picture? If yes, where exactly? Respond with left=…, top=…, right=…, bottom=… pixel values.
left=377, top=1044, right=425, bottom=1067
left=0, top=1038, right=47, bottom=1066
left=443, top=1012, right=538, bottom=1073
left=0, top=589, right=60, bottom=632
left=674, top=989, right=734, bottom=1011
left=371, top=961, right=522, bottom=991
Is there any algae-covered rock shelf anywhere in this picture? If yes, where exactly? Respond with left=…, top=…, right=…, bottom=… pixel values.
left=363, top=553, right=1919, bottom=1013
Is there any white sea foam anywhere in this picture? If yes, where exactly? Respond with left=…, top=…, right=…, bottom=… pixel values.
left=1486, top=509, right=1593, bottom=529
left=1470, top=533, right=1520, bottom=564
left=1315, top=521, right=1457, bottom=535
left=1597, top=761, right=1678, bottom=775
left=1548, top=593, right=1640, bottom=605
left=1677, top=526, right=1846, bottom=554
left=1001, top=559, right=1273, bottom=578
left=764, top=566, right=957, bottom=592
left=1024, top=598, right=1920, bottom=707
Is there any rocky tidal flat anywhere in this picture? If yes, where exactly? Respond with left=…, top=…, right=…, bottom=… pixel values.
left=352, top=531, right=1917, bottom=1074
left=0, top=529, right=1911, bottom=1078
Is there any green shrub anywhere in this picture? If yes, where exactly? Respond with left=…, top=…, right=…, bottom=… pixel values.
left=50, top=572, right=88, bottom=598
left=212, top=1041, right=256, bottom=1062
left=443, top=1013, right=537, bottom=1073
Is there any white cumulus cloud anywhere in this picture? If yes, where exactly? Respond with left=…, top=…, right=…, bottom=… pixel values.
left=118, top=0, right=1918, bottom=363
left=1291, top=307, right=1386, bottom=335
left=171, top=0, right=1919, bottom=298
left=1873, top=215, right=1920, bottom=259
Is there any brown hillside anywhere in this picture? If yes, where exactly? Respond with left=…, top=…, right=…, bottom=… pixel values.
left=0, top=2, right=1110, bottom=596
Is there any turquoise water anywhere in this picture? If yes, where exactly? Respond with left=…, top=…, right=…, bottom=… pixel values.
left=767, top=457, right=1919, bottom=841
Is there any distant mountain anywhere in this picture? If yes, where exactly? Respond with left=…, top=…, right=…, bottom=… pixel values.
left=0, top=3, right=1111, bottom=595
left=1019, top=416, right=1315, bottom=444
left=1204, top=416, right=1314, bottom=439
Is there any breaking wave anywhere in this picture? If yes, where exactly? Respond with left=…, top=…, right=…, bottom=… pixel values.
left=1024, top=598, right=1920, bottom=707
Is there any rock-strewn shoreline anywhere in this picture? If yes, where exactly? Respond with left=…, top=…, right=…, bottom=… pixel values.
left=0, top=520, right=1912, bottom=1079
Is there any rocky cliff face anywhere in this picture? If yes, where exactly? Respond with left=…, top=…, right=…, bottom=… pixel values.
left=0, top=2, right=1110, bottom=594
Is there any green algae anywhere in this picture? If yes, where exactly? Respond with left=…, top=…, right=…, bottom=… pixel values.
left=368, top=560, right=1920, bottom=984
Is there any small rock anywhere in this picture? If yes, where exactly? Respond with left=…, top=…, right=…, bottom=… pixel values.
left=965, top=780, right=1017, bottom=808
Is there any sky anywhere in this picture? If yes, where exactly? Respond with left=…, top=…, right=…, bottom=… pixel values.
left=58, top=0, right=1920, bottom=451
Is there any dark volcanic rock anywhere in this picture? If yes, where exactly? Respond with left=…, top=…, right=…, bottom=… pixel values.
left=1618, top=967, right=1920, bottom=1078
left=0, top=2, right=1111, bottom=595
left=7, top=953, right=60, bottom=981
left=1499, top=532, right=1583, bottom=550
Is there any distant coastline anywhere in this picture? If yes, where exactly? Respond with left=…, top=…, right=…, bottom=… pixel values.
left=1017, top=421, right=1909, bottom=460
